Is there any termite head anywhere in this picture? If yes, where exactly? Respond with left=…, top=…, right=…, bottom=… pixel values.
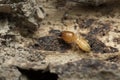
left=61, top=31, right=77, bottom=43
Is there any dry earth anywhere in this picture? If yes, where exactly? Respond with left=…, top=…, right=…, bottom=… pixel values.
left=0, top=0, right=120, bottom=80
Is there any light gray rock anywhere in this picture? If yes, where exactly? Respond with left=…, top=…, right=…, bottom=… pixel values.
left=51, top=59, right=120, bottom=80
left=0, top=19, right=9, bottom=35
left=0, top=0, right=45, bottom=36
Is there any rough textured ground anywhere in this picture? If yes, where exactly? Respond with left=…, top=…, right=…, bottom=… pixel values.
left=0, top=0, right=120, bottom=80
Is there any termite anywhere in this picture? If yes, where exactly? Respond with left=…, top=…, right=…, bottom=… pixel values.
left=61, top=31, right=91, bottom=52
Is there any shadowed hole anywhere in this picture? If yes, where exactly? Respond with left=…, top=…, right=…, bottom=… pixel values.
left=18, top=68, right=58, bottom=80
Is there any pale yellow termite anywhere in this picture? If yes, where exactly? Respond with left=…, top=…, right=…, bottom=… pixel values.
left=61, top=31, right=91, bottom=52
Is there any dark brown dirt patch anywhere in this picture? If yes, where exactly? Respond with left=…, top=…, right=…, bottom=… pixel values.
left=85, top=35, right=118, bottom=53
left=106, top=55, right=120, bottom=63
left=77, top=18, right=95, bottom=29
left=89, top=23, right=110, bottom=36
left=32, top=36, right=71, bottom=52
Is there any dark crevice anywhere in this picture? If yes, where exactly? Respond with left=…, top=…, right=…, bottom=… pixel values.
left=18, top=68, right=58, bottom=80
